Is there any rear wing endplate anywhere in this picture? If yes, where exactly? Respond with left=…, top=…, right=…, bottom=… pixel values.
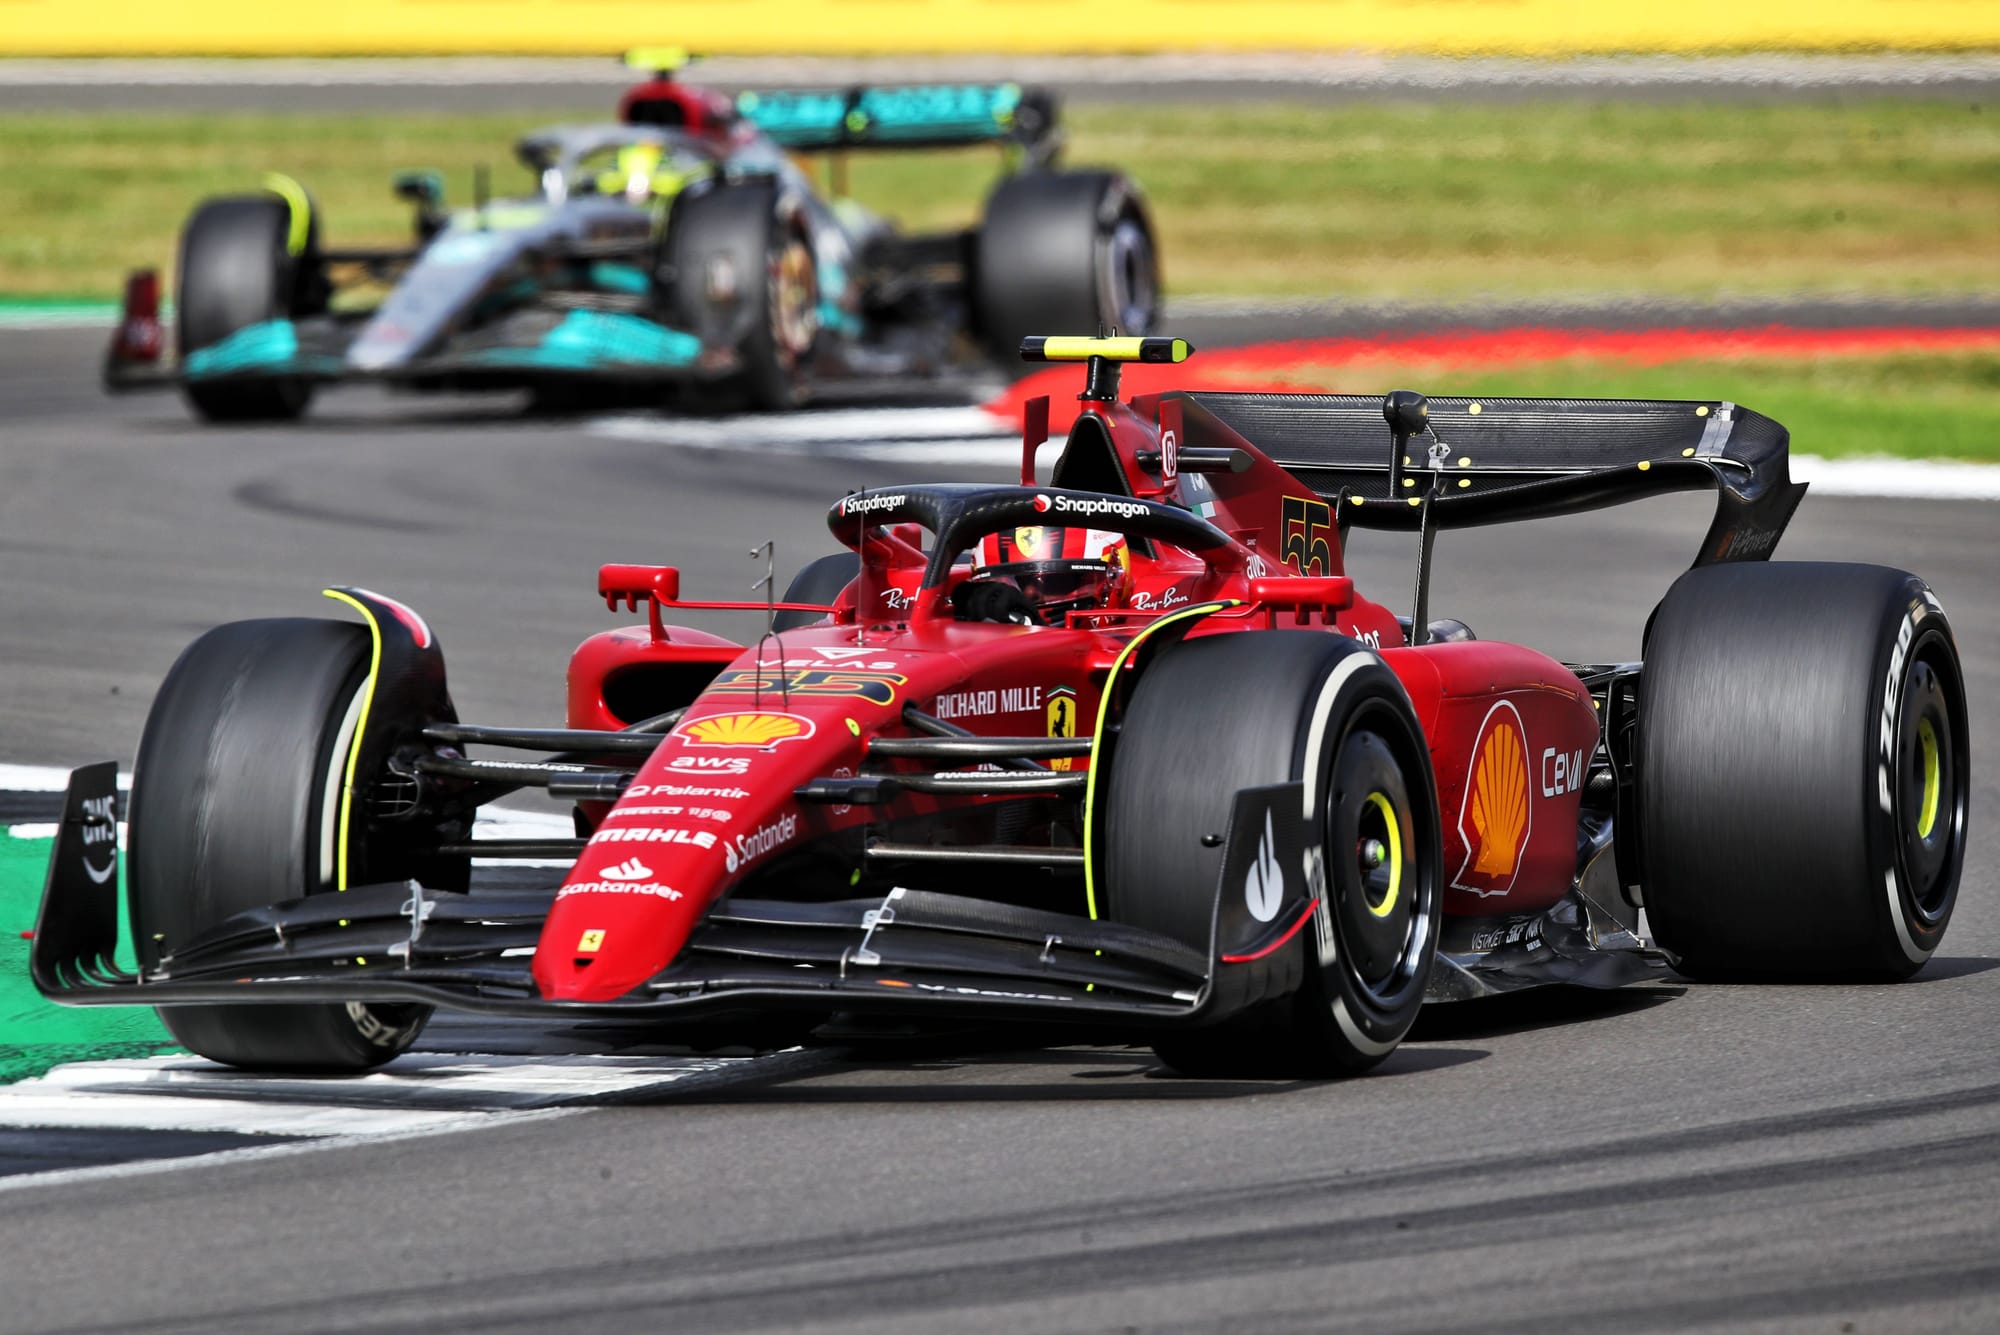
left=1177, top=391, right=1809, bottom=567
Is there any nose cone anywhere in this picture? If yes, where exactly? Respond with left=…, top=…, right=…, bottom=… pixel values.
left=534, top=872, right=692, bottom=1003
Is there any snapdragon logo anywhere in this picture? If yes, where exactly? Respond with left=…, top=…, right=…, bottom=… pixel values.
left=1036, top=493, right=1151, bottom=522
left=840, top=493, right=906, bottom=518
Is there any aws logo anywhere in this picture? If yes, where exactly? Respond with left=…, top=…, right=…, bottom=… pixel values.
left=1453, top=701, right=1532, bottom=899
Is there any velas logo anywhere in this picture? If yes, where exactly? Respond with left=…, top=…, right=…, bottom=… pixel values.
left=839, top=493, right=906, bottom=517
left=678, top=712, right=816, bottom=749
left=1032, top=493, right=1053, bottom=513
left=1453, top=700, right=1533, bottom=899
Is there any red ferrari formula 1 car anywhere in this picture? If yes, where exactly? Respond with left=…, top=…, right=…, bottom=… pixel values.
left=34, top=338, right=1971, bottom=1077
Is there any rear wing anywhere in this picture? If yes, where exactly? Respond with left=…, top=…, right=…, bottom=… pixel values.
left=738, top=83, right=1059, bottom=163
left=1175, top=391, right=1809, bottom=567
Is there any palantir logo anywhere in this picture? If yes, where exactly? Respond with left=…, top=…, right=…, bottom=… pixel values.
left=599, top=858, right=653, bottom=882
left=1244, top=809, right=1282, bottom=922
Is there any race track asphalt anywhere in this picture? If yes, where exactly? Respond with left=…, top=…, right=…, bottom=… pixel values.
left=1, top=322, right=1996, bottom=1332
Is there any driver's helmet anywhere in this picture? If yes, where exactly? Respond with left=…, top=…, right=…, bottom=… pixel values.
left=598, top=142, right=666, bottom=202
left=967, top=527, right=1129, bottom=621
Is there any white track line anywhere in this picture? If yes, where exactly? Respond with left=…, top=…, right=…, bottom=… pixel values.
left=0, top=1050, right=839, bottom=1195
left=1792, top=454, right=2000, bottom=501
left=591, top=404, right=1011, bottom=448
left=0, top=764, right=130, bottom=792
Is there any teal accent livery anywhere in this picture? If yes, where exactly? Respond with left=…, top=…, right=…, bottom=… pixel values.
left=184, top=320, right=341, bottom=379
left=467, top=311, right=702, bottom=371
left=740, top=84, right=1025, bottom=150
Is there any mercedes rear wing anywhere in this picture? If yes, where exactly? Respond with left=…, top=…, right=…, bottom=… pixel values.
left=1174, top=391, right=1809, bottom=567
left=738, top=83, right=1059, bottom=164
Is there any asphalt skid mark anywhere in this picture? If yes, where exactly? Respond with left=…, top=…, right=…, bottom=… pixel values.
left=230, top=477, right=458, bottom=533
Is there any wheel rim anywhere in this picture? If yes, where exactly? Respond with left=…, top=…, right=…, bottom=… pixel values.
left=769, top=232, right=818, bottom=365
left=1898, top=648, right=1963, bottom=924
left=1325, top=711, right=1431, bottom=1000
left=1099, top=216, right=1157, bottom=334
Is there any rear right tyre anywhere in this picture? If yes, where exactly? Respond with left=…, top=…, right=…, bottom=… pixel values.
left=974, top=170, right=1158, bottom=362
left=1639, top=562, right=1969, bottom=979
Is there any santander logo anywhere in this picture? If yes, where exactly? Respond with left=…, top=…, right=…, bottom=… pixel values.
left=599, top=858, right=654, bottom=882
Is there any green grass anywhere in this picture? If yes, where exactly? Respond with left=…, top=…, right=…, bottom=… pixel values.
left=1277, top=350, right=2000, bottom=462
left=0, top=833, right=177, bottom=1085
left=1, top=99, right=1996, bottom=300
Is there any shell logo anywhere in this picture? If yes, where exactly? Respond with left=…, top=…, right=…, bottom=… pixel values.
left=1453, top=701, right=1532, bottom=898
left=679, top=712, right=816, bottom=749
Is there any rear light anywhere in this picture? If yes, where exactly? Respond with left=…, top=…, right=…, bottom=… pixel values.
left=110, top=269, right=162, bottom=363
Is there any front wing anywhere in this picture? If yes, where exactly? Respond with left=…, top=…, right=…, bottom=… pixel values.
left=105, top=310, right=739, bottom=394
left=31, top=766, right=1219, bottom=1028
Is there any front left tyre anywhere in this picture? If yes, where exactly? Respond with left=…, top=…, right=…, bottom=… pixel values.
left=129, top=617, right=454, bottom=1071
left=772, top=552, right=861, bottom=632
left=177, top=194, right=323, bottom=423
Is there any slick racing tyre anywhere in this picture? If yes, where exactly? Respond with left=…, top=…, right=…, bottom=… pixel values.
left=975, top=171, right=1158, bottom=363
left=129, top=618, right=449, bottom=1071
left=665, top=181, right=818, bottom=411
left=772, top=552, right=860, bottom=631
left=1103, top=632, right=1441, bottom=1077
left=177, top=194, right=324, bottom=423
left=1639, top=563, right=1969, bottom=979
